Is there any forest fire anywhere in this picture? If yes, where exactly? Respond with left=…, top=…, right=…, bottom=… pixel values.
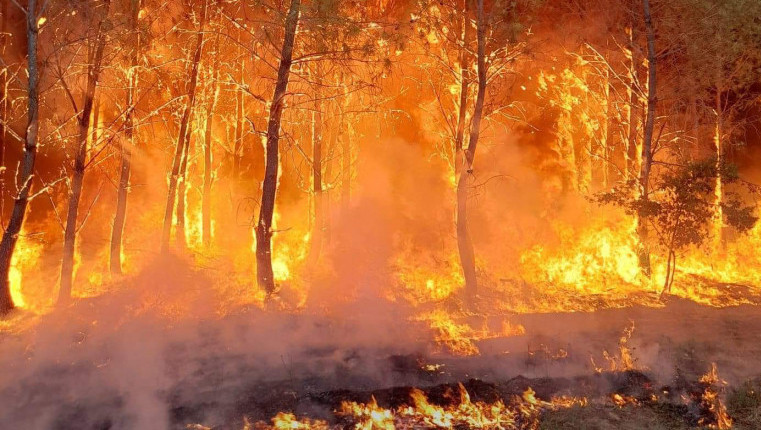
left=1, top=0, right=761, bottom=428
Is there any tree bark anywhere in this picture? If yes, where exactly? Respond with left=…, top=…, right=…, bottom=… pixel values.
left=637, top=0, right=657, bottom=277
left=110, top=0, right=141, bottom=275
left=457, top=0, right=485, bottom=299
left=59, top=4, right=111, bottom=304
left=255, top=0, right=300, bottom=294
left=161, top=0, right=207, bottom=249
left=0, top=1, right=39, bottom=314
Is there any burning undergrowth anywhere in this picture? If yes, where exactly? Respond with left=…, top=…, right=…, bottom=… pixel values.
left=1, top=252, right=760, bottom=429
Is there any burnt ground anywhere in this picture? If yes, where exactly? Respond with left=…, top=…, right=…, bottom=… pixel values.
left=3, top=297, right=761, bottom=429
left=170, top=298, right=761, bottom=429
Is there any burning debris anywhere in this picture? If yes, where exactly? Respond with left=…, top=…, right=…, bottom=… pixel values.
left=251, top=382, right=584, bottom=430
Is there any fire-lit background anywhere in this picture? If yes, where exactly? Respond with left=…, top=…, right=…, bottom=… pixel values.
left=1, top=0, right=761, bottom=429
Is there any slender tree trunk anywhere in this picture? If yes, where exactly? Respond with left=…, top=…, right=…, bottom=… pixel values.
left=59, top=7, right=110, bottom=304
left=90, top=95, right=101, bottom=146
left=625, top=25, right=640, bottom=183
left=457, top=0, right=486, bottom=299
left=161, top=0, right=207, bottom=249
left=308, top=74, right=324, bottom=265
left=110, top=0, right=140, bottom=275
left=0, top=0, right=8, bottom=203
left=454, top=0, right=470, bottom=174
left=175, top=123, right=192, bottom=249
left=713, top=78, right=723, bottom=250
left=203, top=38, right=220, bottom=248
left=341, top=98, right=351, bottom=209
left=637, top=0, right=657, bottom=277
left=323, top=105, right=335, bottom=244
left=577, top=68, right=593, bottom=193
left=256, top=0, right=300, bottom=294
left=601, top=65, right=611, bottom=188
left=233, top=40, right=244, bottom=179
left=0, top=2, right=39, bottom=314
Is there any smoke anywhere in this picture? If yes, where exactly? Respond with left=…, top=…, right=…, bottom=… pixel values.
left=2, top=134, right=761, bottom=429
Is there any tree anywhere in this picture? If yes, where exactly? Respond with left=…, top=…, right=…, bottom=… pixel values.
left=678, top=0, right=761, bottom=250
left=0, top=0, right=40, bottom=314
left=456, top=0, right=486, bottom=298
left=202, top=32, right=220, bottom=248
left=599, top=159, right=757, bottom=293
left=59, top=0, right=113, bottom=303
left=110, top=0, right=142, bottom=274
left=634, top=0, right=657, bottom=276
left=255, top=0, right=301, bottom=294
left=415, top=0, right=528, bottom=298
left=161, top=0, right=208, bottom=250
left=654, top=160, right=756, bottom=293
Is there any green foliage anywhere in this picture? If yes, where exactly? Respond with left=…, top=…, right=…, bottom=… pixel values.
left=596, top=159, right=758, bottom=253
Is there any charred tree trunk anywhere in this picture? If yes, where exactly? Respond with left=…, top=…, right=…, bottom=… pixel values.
left=255, top=0, right=300, bottom=294
left=637, top=0, right=657, bottom=277
left=161, top=0, right=207, bottom=249
left=110, top=0, right=141, bottom=275
left=0, top=2, right=39, bottom=314
left=59, top=6, right=110, bottom=304
left=457, top=0, right=485, bottom=299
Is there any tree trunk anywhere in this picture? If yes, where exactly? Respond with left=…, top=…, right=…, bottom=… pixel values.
left=308, top=76, right=324, bottom=266
left=175, top=122, right=192, bottom=249
left=457, top=0, right=486, bottom=299
left=0, top=2, right=39, bottom=314
left=713, top=77, right=723, bottom=250
left=323, top=105, right=335, bottom=244
left=59, top=7, right=110, bottom=304
left=625, top=25, right=640, bottom=183
left=341, top=104, right=351, bottom=209
left=0, top=0, right=8, bottom=205
left=601, top=64, right=611, bottom=188
left=255, top=0, right=300, bottom=294
left=637, top=0, right=657, bottom=277
left=90, top=95, right=101, bottom=146
left=161, top=0, right=207, bottom=249
left=203, top=39, right=220, bottom=248
left=110, top=0, right=140, bottom=275
left=233, top=40, right=244, bottom=180
left=454, top=0, right=470, bottom=162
